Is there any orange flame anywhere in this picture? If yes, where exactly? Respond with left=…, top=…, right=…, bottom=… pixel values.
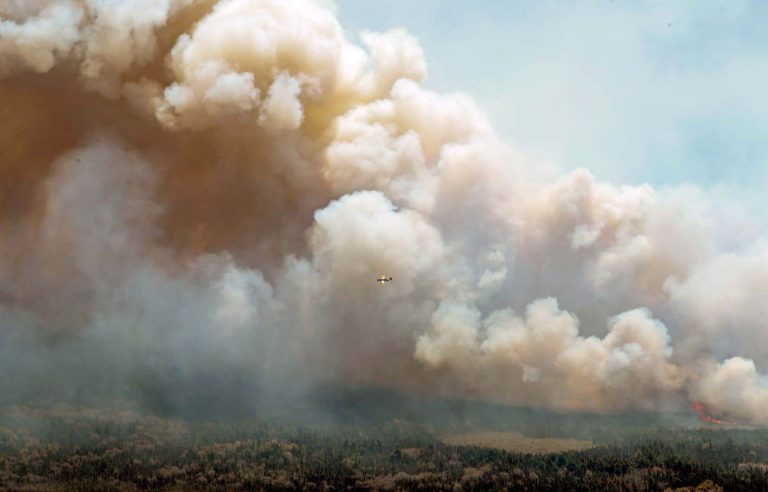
left=691, top=401, right=731, bottom=425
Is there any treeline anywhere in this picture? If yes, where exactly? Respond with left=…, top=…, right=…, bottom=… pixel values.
left=1, top=407, right=767, bottom=490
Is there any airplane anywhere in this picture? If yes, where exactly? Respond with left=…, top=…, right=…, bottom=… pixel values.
left=376, top=275, right=393, bottom=284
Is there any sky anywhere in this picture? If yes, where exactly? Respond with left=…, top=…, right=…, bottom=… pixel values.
left=335, top=0, right=768, bottom=191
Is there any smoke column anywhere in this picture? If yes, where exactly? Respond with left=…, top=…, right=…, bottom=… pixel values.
left=2, top=0, right=768, bottom=424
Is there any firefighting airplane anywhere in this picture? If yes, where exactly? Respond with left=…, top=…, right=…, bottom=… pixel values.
left=376, top=275, right=393, bottom=284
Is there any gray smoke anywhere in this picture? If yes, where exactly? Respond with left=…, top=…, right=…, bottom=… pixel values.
left=1, top=0, right=767, bottom=424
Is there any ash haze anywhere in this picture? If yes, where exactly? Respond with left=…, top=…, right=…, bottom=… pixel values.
left=1, top=0, right=768, bottom=426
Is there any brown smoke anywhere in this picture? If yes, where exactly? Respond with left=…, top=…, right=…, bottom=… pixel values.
left=2, top=0, right=768, bottom=424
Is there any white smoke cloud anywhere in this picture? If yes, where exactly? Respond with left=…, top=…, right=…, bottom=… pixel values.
left=415, top=299, right=682, bottom=412
left=0, top=0, right=83, bottom=75
left=693, top=357, right=768, bottom=425
left=1, top=0, right=768, bottom=424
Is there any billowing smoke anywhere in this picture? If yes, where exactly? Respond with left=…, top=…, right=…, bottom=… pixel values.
left=2, top=0, right=768, bottom=424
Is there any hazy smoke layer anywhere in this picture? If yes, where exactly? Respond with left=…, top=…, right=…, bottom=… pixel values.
left=1, top=0, right=767, bottom=424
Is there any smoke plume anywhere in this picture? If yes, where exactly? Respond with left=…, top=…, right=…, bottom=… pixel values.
left=2, top=0, right=768, bottom=424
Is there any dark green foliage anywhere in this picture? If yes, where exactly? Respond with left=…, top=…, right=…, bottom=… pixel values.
left=1, top=406, right=767, bottom=491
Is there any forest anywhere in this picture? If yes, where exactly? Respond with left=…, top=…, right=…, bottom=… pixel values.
left=1, top=400, right=767, bottom=491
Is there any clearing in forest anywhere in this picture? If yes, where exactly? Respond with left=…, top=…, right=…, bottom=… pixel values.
left=442, top=431, right=594, bottom=454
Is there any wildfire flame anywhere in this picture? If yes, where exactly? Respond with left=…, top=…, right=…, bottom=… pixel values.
left=691, top=401, right=731, bottom=425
